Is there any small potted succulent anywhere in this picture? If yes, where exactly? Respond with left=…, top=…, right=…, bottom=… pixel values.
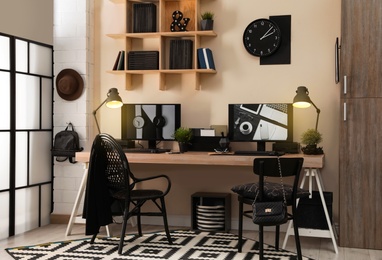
left=300, top=128, right=323, bottom=155
left=172, top=127, right=193, bottom=153
left=200, top=11, right=214, bottom=30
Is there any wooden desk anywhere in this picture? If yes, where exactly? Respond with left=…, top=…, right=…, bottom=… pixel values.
left=75, top=151, right=324, bottom=168
left=67, top=152, right=336, bottom=254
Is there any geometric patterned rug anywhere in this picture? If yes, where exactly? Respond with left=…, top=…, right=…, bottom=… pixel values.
left=5, top=230, right=314, bottom=259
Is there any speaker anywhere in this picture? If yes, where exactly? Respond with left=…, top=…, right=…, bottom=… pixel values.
left=272, top=141, right=300, bottom=153
left=116, top=139, right=135, bottom=149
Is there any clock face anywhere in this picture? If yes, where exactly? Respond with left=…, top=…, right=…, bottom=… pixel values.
left=133, top=116, right=145, bottom=128
left=243, top=19, right=281, bottom=57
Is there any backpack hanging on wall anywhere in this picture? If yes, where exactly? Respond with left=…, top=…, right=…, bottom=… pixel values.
left=52, top=122, right=83, bottom=163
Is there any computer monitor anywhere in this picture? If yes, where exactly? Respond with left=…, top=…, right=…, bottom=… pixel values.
left=228, top=103, right=293, bottom=151
left=121, top=104, right=181, bottom=149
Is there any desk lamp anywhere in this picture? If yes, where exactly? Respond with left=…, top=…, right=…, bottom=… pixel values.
left=93, top=88, right=123, bottom=134
left=293, top=86, right=321, bottom=131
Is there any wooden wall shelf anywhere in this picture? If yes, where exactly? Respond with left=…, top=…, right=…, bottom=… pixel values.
left=108, top=0, right=217, bottom=91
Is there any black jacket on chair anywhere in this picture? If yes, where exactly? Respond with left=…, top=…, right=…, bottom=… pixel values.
left=82, top=138, right=113, bottom=235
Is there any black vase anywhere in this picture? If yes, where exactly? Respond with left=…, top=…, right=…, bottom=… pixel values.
left=200, top=20, right=214, bottom=30
left=178, top=142, right=188, bottom=153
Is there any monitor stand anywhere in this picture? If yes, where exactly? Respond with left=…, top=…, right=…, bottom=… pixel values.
left=147, top=140, right=170, bottom=153
left=148, top=140, right=157, bottom=150
left=257, top=141, right=266, bottom=152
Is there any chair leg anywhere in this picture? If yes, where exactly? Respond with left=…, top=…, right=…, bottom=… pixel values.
left=275, top=225, right=280, bottom=250
left=259, top=225, right=264, bottom=260
left=137, top=206, right=142, bottom=237
left=118, top=209, right=130, bottom=255
left=160, top=197, right=173, bottom=244
left=90, top=233, right=97, bottom=244
left=238, top=200, right=243, bottom=252
left=293, top=220, right=303, bottom=260
left=292, top=203, right=302, bottom=260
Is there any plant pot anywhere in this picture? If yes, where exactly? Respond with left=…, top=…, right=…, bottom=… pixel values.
left=178, top=142, right=189, bottom=153
left=200, top=20, right=214, bottom=30
left=302, top=144, right=324, bottom=155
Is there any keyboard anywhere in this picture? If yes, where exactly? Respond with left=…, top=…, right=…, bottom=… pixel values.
left=123, top=148, right=171, bottom=154
left=234, top=150, right=285, bottom=156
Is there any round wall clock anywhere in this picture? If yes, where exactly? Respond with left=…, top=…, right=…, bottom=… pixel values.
left=243, top=18, right=281, bottom=57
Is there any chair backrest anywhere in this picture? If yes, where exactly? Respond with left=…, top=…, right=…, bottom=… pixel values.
left=253, top=157, right=304, bottom=201
left=90, top=133, right=133, bottom=196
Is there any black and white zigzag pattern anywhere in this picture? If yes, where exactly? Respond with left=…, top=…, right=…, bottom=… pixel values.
left=6, top=230, right=314, bottom=260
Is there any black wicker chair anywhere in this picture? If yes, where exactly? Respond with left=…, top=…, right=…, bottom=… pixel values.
left=84, top=133, right=172, bottom=254
left=232, top=157, right=307, bottom=260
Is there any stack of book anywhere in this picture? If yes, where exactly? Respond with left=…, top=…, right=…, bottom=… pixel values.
left=133, top=3, right=156, bottom=33
left=128, top=51, right=159, bottom=70
left=169, top=40, right=193, bottom=69
left=197, top=48, right=216, bottom=70
left=112, top=50, right=125, bottom=70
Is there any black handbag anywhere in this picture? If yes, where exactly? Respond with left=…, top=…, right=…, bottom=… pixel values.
left=51, top=122, right=83, bottom=163
left=252, top=157, right=288, bottom=226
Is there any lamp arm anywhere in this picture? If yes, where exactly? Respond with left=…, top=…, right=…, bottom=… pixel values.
left=310, top=100, right=321, bottom=131
left=93, top=98, right=108, bottom=134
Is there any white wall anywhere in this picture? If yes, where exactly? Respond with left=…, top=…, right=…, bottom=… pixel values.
left=52, top=0, right=95, bottom=215
left=95, top=0, right=341, bottom=224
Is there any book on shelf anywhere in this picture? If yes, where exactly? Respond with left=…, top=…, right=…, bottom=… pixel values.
left=116, top=50, right=125, bottom=70
left=128, top=51, right=159, bottom=70
left=112, top=51, right=122, bottom=70
left=169, top=40, right=193, bottom=69
left=197, top=48, right=215, bottom=70
left=133, top=3, right=156, bottom=33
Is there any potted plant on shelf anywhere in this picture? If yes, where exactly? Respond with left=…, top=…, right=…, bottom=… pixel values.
left=172, top=127, right=193, bottom=153
left=200, top=11, right=214, bottom=30
left=300, top=128, right=324, bottom=155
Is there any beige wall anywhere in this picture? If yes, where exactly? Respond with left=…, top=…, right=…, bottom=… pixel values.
left=0, top=0, right=53, bottom=45
left=95, top=0, right=341, bottom=223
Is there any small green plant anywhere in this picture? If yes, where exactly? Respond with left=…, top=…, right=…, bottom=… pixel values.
left=172, top=127, right=193, bottom=143
left=301, top=128, right=323, bottom=146
left=201, top=11, right=214, bottom=20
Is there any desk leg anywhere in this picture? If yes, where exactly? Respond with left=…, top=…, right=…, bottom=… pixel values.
left=65, top=163, right=112, bottom=237
left=282, top=168, right=338, bottom=254
left=313, top=169, right=338, bottom=254
left=65, top=164, right=88, bottom=236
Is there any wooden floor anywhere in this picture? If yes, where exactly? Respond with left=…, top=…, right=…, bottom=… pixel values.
left=1, top=223, right=381, bottom=260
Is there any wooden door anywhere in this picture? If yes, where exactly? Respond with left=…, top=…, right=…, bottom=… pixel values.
left=341, top=0, right=382, bottom=99
left=340, top=0, right=382, bottom=249
left=339, top=99, right=382, bottom=249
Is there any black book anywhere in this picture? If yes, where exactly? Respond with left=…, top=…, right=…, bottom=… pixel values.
left=113, top=51, right=122, bottom=70
left=133, top=3, right=156, bottom=33
left=117, top=51, right=125, bottom=70
left=169, top=40, right=193, bottom=69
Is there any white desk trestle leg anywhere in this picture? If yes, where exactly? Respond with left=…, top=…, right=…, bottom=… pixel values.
left=65, top=163, right=111, bottom=237
left=282, top=168, right=339, bottom=254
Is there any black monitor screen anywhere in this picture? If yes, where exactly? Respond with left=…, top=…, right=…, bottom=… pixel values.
left=228, top=103, right=293, bottom=144
left=121, top=104, right=181, bottom=146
